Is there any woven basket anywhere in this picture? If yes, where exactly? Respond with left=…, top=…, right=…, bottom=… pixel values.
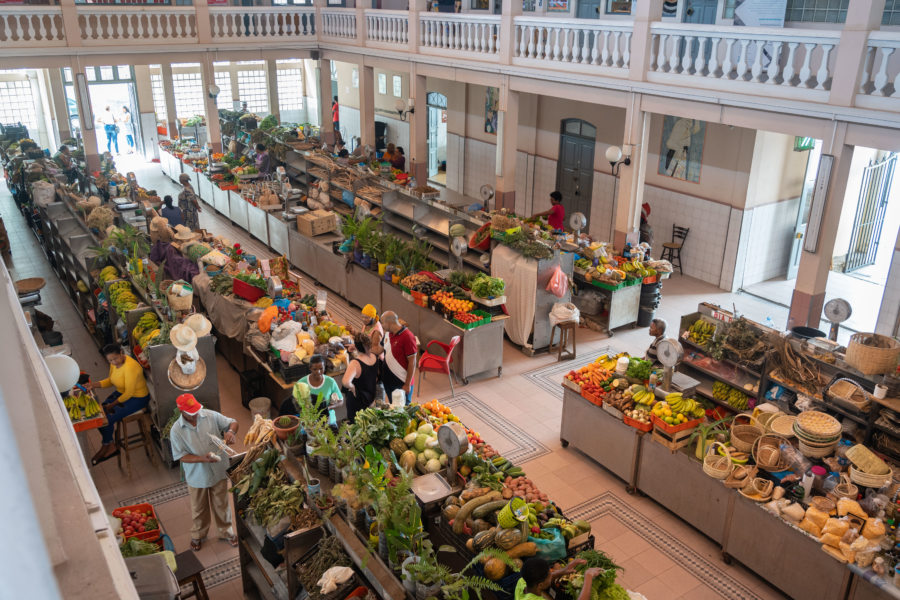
left=846, top=444, right=891, bottom=475
left=166, top=281, right=193, bottom=311
left=752, top=434, right=791, bottom=472
left=849, top=465, right=892, bottom=489
left=731, top=414, right=765, bottom=453
left=825, top=378, right=871, bottom=412
left=832, top=473, right=858, bottom=500
left=740, top=477, right=774, bottom=501
left=845, top=333, right=900, bottom=375
left=724, top=464, right=758, bottom=489
left=703, top=442, right=733, bottom=480
left=798, top=439, right=838, bottom=458
left=810, top=496, right=836, bottom=515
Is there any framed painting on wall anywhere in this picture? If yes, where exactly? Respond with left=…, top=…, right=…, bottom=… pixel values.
left=484, top=87, right=499, bottom=135
left=548, top=0, right=568, bottom=11
left=606, top=0, right=631, bottom=13
left=658, top=115, right=706, bottom=183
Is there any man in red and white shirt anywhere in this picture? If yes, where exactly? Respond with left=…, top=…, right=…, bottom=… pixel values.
left=380, top=311, right=418, bottom=404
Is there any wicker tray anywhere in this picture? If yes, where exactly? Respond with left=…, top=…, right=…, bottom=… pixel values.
left=768, top=415, right=797, bottom=437
left=796, top=410, right=842, bottom=438
left=825, top=377, right=872, bottom=413
left=846, top=444, right=891, bottom=475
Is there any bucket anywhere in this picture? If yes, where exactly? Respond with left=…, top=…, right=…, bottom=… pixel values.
left=249, top=397, right=271, bottom=420
left=497, top=497, right=527, bottom=528
left=316, top=289, right=327, bottom=313
left=307, top=478, right=321, bottom=497
left=378, top=263, right=387, bottom=276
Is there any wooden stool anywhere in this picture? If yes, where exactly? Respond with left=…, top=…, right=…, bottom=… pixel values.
left=115, top=407, right=156, bottom=478
left=174, top=550, right=209, bottom=600
left=549, top=321, right=577, bottom=361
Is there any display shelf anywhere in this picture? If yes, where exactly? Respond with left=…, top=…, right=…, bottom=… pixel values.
left=694, top=381, right=743, bottom=413
left=681, top=351, right=760, bottom=395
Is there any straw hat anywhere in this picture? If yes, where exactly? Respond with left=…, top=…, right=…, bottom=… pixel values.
left=173, top=225, right=199, bottom=242
left=184, top=313, right=212, bottom=338
left=169, top=323, right=198, bottom=352
left=168, top=357, right=207, bottom=391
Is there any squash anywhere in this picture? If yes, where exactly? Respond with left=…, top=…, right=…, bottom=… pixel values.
left=444, top=495, right=462, bottom=508
left=442, top=504, right=460, bottom=522
left=471, top=519, right=492, bottom=534
left=507, top=541, right=538, bottom=559
left=472, top=528, right=496, bottom=551
left=389, top=438, right=408, bottom=456
left=460, top=487, right=491, bottom=502
left=512, top=558, right=523, bottom=571
left=466, top=538, right=475, bottom=553
left=472, top=500, right=507, bottom=520
left=453, top=491, right=503, bottom=534
left=483, top=558, right=507, bottom=581
left=495, top=528, right=522, bottom=550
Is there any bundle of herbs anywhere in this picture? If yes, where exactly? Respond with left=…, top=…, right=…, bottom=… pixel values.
left=768, top=333, right=822, bottom=394
left=720, top=317, right=766, bottom=366
left=295, top=535, right=353, bottom=600
left=559, top=549, right=626, bottom=600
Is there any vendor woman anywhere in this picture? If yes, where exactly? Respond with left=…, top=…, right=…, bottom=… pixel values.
left=86, top=344, right=151, bottom=465
left=279, top=354, right=343, bottom=418
left=645, top=318, right=667, bottom=366
left=254, top=143, right=271, bottom=176
left=530, top=191, right=565, bottom=231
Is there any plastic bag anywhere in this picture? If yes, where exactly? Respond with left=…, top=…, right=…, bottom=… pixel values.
left=528, top=527, right=567, bottom=561
left=549, top=302, right=580, bottom=328
left=546, top=265, right=569, bottom=298
left=31, top=180, right=56, bottom=207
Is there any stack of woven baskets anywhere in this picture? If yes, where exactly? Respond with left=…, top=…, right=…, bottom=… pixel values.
left=846, top=444, right=893, bottom=489
left=793, top=411, right=842, bottom=458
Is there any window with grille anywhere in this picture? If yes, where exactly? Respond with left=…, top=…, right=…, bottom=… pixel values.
left=214, top=71, right=233, bottom=110
left=237, top=70, right=269, bottom=114
left=0, top=79, right=38, bottom=132
left=172, top=72, right=205, bottom=120
left=150, top=73, right=167, bottom=121
left=277, top=69, right=304, bottom=111
left=784, top=0, right=848, bottom=23
left=722, top=0, right=736, bottom=18
left=884, top=0, right=900, bottom=25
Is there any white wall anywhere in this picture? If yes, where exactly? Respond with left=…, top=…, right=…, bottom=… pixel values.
left=740, top=198, right=802, bottom=286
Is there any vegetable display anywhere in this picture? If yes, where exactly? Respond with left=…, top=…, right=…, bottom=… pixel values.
left=470, top=273, right=505, bottom=298
left=625, top=357, right=652, bottom=381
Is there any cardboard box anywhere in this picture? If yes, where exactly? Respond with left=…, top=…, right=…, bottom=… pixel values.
left=297, top=209, right=337, bottom=237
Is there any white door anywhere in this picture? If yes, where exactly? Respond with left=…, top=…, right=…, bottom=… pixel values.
left=787, top=140, right=822, bottom=280
left=428, top=106, right=439, bottom=178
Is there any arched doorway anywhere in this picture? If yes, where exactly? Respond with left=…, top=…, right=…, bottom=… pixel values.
left=556, top=119, right=596, bottom=225
left=427, top=92, right=448, bottom=183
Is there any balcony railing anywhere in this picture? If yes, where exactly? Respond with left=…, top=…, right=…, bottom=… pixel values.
left=77, top=6, right=197, bottom=44
left=514, top=17, right=631, bottom=74
left=210, top=7, right=315, bottom=41
left=2, top=6, right=900, bottom=118
left=365, top=9, right=408, bottom=48
left=648, top=24, right=839, bottom=98
left=0, top=7, right=65, bottom=46
left=419, top=14, right=500, bottom=59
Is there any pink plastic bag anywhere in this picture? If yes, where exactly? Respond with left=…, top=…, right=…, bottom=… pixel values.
left=546, top=265, right=568, bottom=298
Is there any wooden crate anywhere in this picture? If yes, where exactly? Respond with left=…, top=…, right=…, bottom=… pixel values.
left=651, top=425, right=695, bottom=452
left=297, top=209, right=336, bottom=237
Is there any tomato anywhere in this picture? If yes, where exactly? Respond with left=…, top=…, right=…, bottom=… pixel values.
left=138, top=526, right=145, bottom=533
left=125, top=528, right=134, bottom=535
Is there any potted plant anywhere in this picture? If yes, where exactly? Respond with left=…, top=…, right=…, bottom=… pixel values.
left=383, top=237, right=405, bottom=281
left=273, top=415, right=300, bottom=440
left=439, top=549, right=513, bottom=600
left=688, top=416, right=732, bottom=460
left=285, top=427, right=305, bottom=457
left=310, top=422, right=337, bottom=478
left=405, top=548, right=451, bottom=600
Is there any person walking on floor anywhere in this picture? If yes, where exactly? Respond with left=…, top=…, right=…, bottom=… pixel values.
left=97, top=106, right=119, bottom=154
left=119, top=106, right=135, bottom=154
left=380, top=311, right=418, bottom=404
left=168, top=393, right=239, bottom=551
left=86, top=344, right=151, bottom=466
left=343, top=333, right=380, bottom=423
left=178, top=173, right=202, bottom=230
left=332, top=95, right=340, bottom=138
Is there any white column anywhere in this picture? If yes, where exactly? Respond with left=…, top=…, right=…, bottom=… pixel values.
left=499, top=0, right=523, bottom=65
left=494, top=81, right=519, bottom=211
left=266, top=59, right=280, bottom=123
left=68, top=59, right=100, bottom=171
left=318, top=58, right=335, bottom=143
left=612, top=93, right=649, bottom=248
left=45, top=68, right=72, bottom=143
left=200, top=55, right=222, bottom=153
left=358, top=62, right=375, bottom=148
left=408, top=64, right=428, bottom=184
left=829, top=0, right=885, bottom=106
left=160, top=63, right=179, bottom=141
left=628, top=0, right=664, bottom=82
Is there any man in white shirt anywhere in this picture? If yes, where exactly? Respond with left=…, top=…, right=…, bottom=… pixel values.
left=97, top=106, right=119, bottom=154
left=169, top=393, right=239, bottom=551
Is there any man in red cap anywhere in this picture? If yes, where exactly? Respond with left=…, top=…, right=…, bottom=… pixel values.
left=169, top=393, right=239, bottom=551
left=639, top=202, right=654, bottom=246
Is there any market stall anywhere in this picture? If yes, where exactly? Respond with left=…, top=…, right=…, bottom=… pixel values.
left=557, top=312, right=900, bottom=600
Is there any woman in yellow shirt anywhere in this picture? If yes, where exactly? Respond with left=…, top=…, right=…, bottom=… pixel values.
left=87, top=344, right=151, bottom=465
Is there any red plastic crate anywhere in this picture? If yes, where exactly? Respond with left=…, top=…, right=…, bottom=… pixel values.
left=651, top=414, right=702, bottom=434
left=624, top=414, right=652, bottom=432
left=112, top=503, right=161, bottom=542
left=581, top=389, right=603, bottom=407
left=232, top=278, right=266, bottom=302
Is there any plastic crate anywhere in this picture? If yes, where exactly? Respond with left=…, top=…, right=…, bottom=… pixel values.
left=581, top=389, right=603, bottom=407
left=411, top=290, right=429, bottom=308
left=112, top=503, right=161, bottom=542
left=651, top=414, right=701, bottom=434
left=452, top=315, right=483, bottom=330
left=624, top=414, right=652, bottom=432
left=471, top=309, right=492, bottom=325
left=590, top=279, right=623, bottom=291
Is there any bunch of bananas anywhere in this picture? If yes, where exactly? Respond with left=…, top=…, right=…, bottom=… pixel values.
left=109, top=281, right=139, bottom=317
left=83, top=396, right=102, bottom=418
left=626, top=384, right=656, bottom=407
left=65, top=393, right=102, bottom=422
left=621, top=261, right=657, bottom=278
left=665, top=392, right=706, bottom=419
left=132, top=312, right=160, bottom=346
left=99, top=265, right=121, bottom=284
left=688, top=319, right=716, bottom=346
left=712, top=381, right=749, bottom=410
left=574, top=258, right=592, bottom=270
left=546, top=517, right=592, bottom=540
left=594, top=352, right=626, bottom=371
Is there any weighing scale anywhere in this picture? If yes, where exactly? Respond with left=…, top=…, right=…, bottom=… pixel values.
left=823, top=298, right=852, bottom=342
left=410, top=422, right=469, bottom=508
left=654, top=338, right=700, bottom=397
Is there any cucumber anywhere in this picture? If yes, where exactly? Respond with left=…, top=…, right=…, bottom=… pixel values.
left=472, top=500, right=507, bottom=520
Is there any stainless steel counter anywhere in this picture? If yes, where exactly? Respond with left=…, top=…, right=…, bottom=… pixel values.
left=247, top=203, right=269, bottom=245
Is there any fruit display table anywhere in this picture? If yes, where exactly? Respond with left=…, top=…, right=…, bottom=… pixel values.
left=560, top=387, right=642, bottom=486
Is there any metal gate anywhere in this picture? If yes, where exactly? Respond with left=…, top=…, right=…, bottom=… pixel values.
left=844, top=153, right=896, bottom=272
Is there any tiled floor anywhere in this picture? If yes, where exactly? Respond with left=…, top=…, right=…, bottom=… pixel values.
left=3, top=155, right=792, bottom=599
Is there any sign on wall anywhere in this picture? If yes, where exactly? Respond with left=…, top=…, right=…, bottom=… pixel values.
left=733, top=0, right=787, bottom=27
left=658, top=115, right=706, bottom=183
left=484, top=87, right=499, bottom=135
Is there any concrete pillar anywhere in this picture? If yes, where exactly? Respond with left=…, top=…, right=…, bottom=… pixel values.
left=829, top=0, right=885, bottom=107
left=499, top=0, right=523, bottom=65
left=194, top=0, right=212, bottom=45
left=408, top=65, right=428, bottom=184
left=318, top=58, right=334, bottom=140
left=358, top=62, right=375, bottom=148
left=160, top=63, right=179, bottom=141
left=494, top=81, right=519, bottom=210
left=266, top=59, right=280, bottom=123
left=57, top=0, right=82, bottom=47
left=408, top=0, right=427, bottom=55
left=200, top=55, right=223, bottom=153
left=788, top=123, right=853, bottom=329
left=68, top=59, right=100, bottom=171
left=628, top=0, right=663, bottom=82
left=612, top=94, right=650, bottom=248
left=46, top=68, right=72, bottom=143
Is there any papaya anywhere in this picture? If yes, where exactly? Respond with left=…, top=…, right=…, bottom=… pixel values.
left=484, top=558, right=506, bottom=581
left=507, top=541, right=538, bottom=559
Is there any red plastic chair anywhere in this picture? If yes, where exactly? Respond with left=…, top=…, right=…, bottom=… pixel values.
left=417, top=336, right=461, bottom=397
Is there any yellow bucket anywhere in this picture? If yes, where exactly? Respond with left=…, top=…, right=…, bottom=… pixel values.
left=497, top=497, right=527, bottom=528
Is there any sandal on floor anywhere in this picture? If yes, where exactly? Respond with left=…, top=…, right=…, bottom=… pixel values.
left=90, top=450, right=119, bottom=466
left=190, top=539, right=202, bottom=551
left=225, top=535, right=238, bottom=547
